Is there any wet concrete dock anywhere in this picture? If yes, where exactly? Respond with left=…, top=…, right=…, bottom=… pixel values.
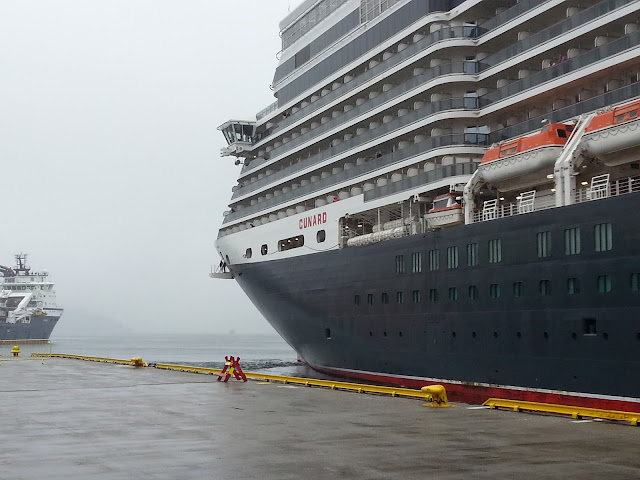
left=2, top=358, right=640, bottom=480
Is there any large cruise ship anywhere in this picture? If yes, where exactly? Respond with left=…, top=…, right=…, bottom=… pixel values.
left=0, top=254, right=63, bottom=340
left=214, top=0, right=640, bottom=412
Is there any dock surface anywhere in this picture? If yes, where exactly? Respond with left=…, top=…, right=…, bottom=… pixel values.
left=2, top=358, right=640, bottom=479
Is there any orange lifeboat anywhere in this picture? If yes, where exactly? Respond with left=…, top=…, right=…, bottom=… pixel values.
left=477, top=124, right=574, bottom=184
left=582, top=99, right=640, bottom=165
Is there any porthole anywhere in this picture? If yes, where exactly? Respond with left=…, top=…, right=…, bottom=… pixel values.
left=602, top=332, right=609, bottom=340
left=245, top=248, right=252, bottom=259
left=261, top=244, right=268, bottom=255
left=472, top=331, right=477, bottom=338
left=516, top=331, right=522, bottom=338
left=317, top=230, right=326, bottom=243
left=543, top=331, right=549, bottom=339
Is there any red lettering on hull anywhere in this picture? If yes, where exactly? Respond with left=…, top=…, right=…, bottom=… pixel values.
left=299, top=212, right=328, bottom=230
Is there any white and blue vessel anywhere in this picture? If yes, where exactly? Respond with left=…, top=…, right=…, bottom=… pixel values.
left=0, top=254, right=63, bottom=340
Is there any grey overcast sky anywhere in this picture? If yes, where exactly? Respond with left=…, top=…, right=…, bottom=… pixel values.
left=0, top=0, right=299, bottom=335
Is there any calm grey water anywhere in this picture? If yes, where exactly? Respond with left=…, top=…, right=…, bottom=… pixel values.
left=48, top=333, right=324, bottom=377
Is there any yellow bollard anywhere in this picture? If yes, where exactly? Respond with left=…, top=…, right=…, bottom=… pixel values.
left=11, top=346, right=20, bottom=357
left=130, top=357, right=145, bottom=367
left=421, top=385, right=451, bottom=407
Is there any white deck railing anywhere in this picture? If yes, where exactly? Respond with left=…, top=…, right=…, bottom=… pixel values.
left=472, top=175, right=640, bottom=224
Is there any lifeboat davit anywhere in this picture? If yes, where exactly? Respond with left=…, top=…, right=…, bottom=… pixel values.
left=425, top=193, right=463, bottom=228
left=582, top=99, right=640, bottom=166
left=477, top=124, right=574, bottom=184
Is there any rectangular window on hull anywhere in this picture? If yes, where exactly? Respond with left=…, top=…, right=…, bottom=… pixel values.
left=411, top=252, right=422, bottom=273
left=539, top=279, right=552, bottom=296
left=594, top=223, right=612, bottom=252
left=583, top=318, right=597, bottom=335
left=468, top=285, right=478, bottom=299
left=395, top=255, right=405, bottom=273
left=448, top=287, right=458, bottom=301
left=412, top=290, right=421, bottom=303
left=467, top=243, right=478, bottom=267
left=489, top=284, right=500, bottom=298
left=278, top=235, right=304, bottom=252
left=396, top=291, right=404, bottom=304
left=597, top=275, right=612, bottom=293
left=512, top=282, right=524, bottom=297
left=429, top=289, right=438, bottom=302
left=367, top=293, right=374, bottom=305
left=537, top=231, right=551, bottom=258
left=447, top=247, right=459, bottom=269
left=564, top=228, right=581, bottom=255
left=354, top=295, right=360, bottom=306
left=631, top=273, right=640, bottom=291
left=381, top=292, right=389, bottom=304
left=488, top=239, right=502, bottom=263
left=428, top=249, right=439, bottom=271
left=567, top=278, right=580, bottom=295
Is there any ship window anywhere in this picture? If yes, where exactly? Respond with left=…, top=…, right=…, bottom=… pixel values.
left=261, top=244, right=268, bottom=255
left=412, top=290, right=421, bottom=303
left=428, top=249, right=439, bottom=271
left=468, top=285, right=478, bottom=299
left=537, top=231, right=551, bottom=258
left=278, top=235, right=304, bottom=252
left=489, top=284, right=500, bottom=298
left=539, top=279, right=552, bottom=296
left=512, top=282, right=524, bottom=297
left=583, top=318, right=597, bottom=335
left=395, top=255, right=405, bottom=274
left=325, top=328, right=331, bottom=339
left=411, top=252, right=422, bottom=273
left=597, top=275, right=611, bottom=293
left=615, top=114, right=625, bottom=123
left=429, top=289, right=438, bottom=302
left=447, top=247, right=459, bottom=269
left=448, top=287, right=458, bottom=301
left=381, top=292, right=389, bottom=304
left=294, top=45, right=311, bottom=69
left=354, top=295, right=360, bottom=306
left=567, top=278, right=581, bottom=295
left=557, top=129, right=567, bottom=138
left=245, top=248, right=252, bottom=259
left=488, top=239, right=502, bottom=263
left=630, top=273, right=640, bottom=291
left=467, top=243, right=478, bottom=266
left=594, top=223, right=612, bottom=252
left=396, top=291, right=404, bottom=304
left=564, top=228, right=581, bottom=255
left=367, top=293, right=374, bottom=305
left=317, top=230, right=326, bottom=243
left=630, top=110, right=638, bottom=118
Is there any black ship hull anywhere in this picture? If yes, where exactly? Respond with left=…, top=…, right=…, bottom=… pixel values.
left=232, top=192, right=640, bottom=410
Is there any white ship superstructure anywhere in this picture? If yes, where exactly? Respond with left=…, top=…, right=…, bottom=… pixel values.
left=216, top=0, right=640, bottom=267
left=0, top=254, right=63, bottom=340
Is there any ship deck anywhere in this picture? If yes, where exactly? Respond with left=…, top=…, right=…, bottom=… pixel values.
left=3, top=358, right=640, bottom=479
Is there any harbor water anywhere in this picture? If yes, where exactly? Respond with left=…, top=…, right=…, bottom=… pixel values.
left=48, top=332, right=320, bottom=376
